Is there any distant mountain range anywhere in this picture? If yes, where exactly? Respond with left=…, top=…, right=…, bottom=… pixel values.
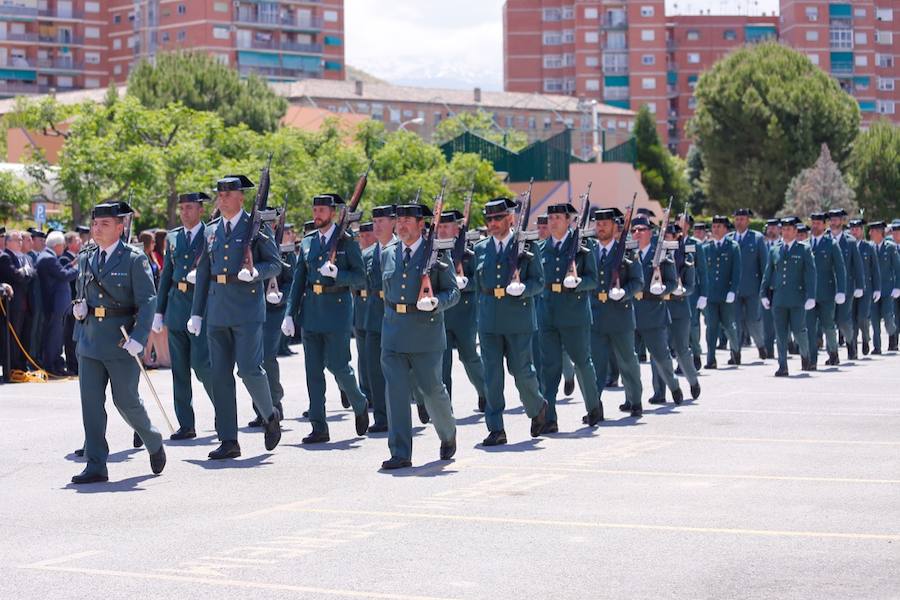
left=347, top=61, right=502, bottom=92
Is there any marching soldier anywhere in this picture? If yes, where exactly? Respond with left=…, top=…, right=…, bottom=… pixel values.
left=70, top=201, right=165, bottom=484
left=632, top=216, right=683, bottom=405
left=379, top=201, right=460, bottom=469
left=827, top=208, right=864, bottom=358
left=806, top=213, right=847, bottom=369
left=281, top=193, right=370, bottom=444
left=760, top=217, right=816, bottom=377
left=352, top=221, right=374, bottom=406
left=151, top=192, right=214, bottom=440
left=868, top=222, right=900, bottom=354
left=761, top=219, right=781, bottom=359
left=730, top=209, right=768, bottom=360
left=848, top=218, right=880, bottom=358
left=703, top=216, right=741, bottom=368
left=437, top=210, right=488, bottom=413
left=689, top=220, right=709, bottom=368
left=189, top=175, right=282, bottom=459
left=588, top=208, right=644, bottom=417
left=891, top=221, right=900, bottom=351
left=474, top=198, right=548, bottom=446
left=539, top=202, right=603, bottom=430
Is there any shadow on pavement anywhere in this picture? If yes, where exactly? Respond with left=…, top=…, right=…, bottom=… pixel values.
left=290, top=438, right=363, bottom=452
left=474, top=438, right=543, bottom=453
left=184, top=454, right=274, bottom=469
left=378, top=459, right=457, bottom=478
left=62, top=473, right=157, bottom=493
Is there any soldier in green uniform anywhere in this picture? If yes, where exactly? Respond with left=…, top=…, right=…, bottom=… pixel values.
left=71, top=201, right=166, bottom=484
left=352, top=221, right=375, bottom=406
left=806, top=212, right=847, bottom=369
left=588, top=208, right=644, bottom=417
left=890, top=221, right=900, bottom=351
left=760, top=217, right=816, bottom=376
left=703, top=216, right=742, bottom=368
left=281, top=193, right=370, bottom=443
left=539, top=202, right=603, bottom=430
left=379, top=201, right=460, bottom=469
left=827, top=209, right=864, bottom=357
left=189, top=175, right=282, bottom=459
left=868, top=221, right=900, bottom=354
left=848, top=218, right=880, bottom=358
left=475, top=198, right=548, bottom=446
left=437, top=210, right=488, bottom=413
left=761, top=219, right=782, bottom=359
left=730, top=208, right=768, bottom=361
left=152, top=192, right=214, bottom=440
left=680, top=215, right=707, bottom=371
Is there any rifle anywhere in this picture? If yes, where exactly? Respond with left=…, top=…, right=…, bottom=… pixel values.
left=452, top=183, right=476, bottom=277
left=325, top=164, right=371, bottom=263
left=565, top=182, right=592, bottom=279
left=266, top=194, right=289, bottom=303
left=508, top=177, right=536, bottom=284
left=241, top=153, right=273, bottom=272
left=649, top=196, right=674, bottom=295
left=610, top=193, right=638, bottom=292
left=671, top=198, right=691, bottom=296
left=418, top=178, right=450, bottom=300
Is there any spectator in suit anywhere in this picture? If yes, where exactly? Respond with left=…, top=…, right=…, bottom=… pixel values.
left=0, top=231, right=36, bottom=373
left=60, top=231, right=82, bottom=375
left=36, top=231, right=79, bottom=376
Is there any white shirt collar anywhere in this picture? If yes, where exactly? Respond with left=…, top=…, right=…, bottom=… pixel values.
left=403, top=235, right=423, bottom=255
left=492, top=230, right=514, bottom=251
left=598, top=239, right=616, bottom=253
left=784, top=241, right=793, bottom=251
left=98, top=239, right=120, bottom=258
left=378, top=235, right=396, bottom=252
left=316, top=223, right=337, bottom=245
left=812, top=233, right=824, bottom=243
left=185, top=222, right=202, bottom=240
left=550, top=229, right=570, bottom=248
left=639, top=243, right=651, bottom=258
left=221, top=210, right=243, bottom=233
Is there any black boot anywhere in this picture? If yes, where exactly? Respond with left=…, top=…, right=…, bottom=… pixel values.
left=149, top=445, right=166, bottom=475
left=889, top=335, right=899, bottom=352
left=563, top=377, right=575, bottom=396
left=863, top=340, right=870, bottom=355
left=133, top=432, right=143, bottom=448
left=416, top=403, right=430, bottom=425
left=208, top=440, right=241, bottom=460
left=693, top=354, right=701, bottom=371
left=826, top=351, right=840, bottom=366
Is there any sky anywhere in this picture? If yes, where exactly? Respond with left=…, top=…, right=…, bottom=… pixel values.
left=345, top=0, right=780, bottom=91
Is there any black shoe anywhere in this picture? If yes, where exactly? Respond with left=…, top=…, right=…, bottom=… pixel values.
left=482, top=431, right=508, bottom=446
left=530, top=402, right=547, bottom=437
left=862, top=340, right=870, bottom=355
left=149, top=445, right=166, bottom=475
left=586, top=404, right=604, bottom=427
left=648, top=396, right=666, bottom=405
left=630, top=405, right=643, bottom=418
left=826, top=352, right=840, bottom=366
left=618, top=403, right=631, bottom=413
left=800, top=357, right=809, bottom=370
left=872, top=348, right=883, bottom=355
left=690, top=383, right=701, bottom=399
left=302, top=410, right=309, bottom=418
left=416, top=403, right=430, bottom=425
left=355, top=410, right=369, bottom=436
left=774, top=367, right=789, bottom=377
left=674, top=365, right=683, bottom=375
left=605, top=377, right=619, bottom=388
left=368, top=423, right=388, bottom=433
left=563, top=378, right=575, bottom=396
left=208, top=440, right=241, bottom=460
left=704, top=361, right=717, bottom=370
left=672, top=388, right=683, bottom=405
left=717, top=341, right=727, bottom=350
left=133, top=432, right=143, bottom=448
left=74, top=447, right=84, bottom=457
left=71, top=468, right=108, bottom=484
left=247, top=416, right=265, bottom=428
left=340, top=390, right=350, bottom=409
left=889, top=335, right=898, bottom=352
left=274, top=404, right=284, bottom=421
left=264, top=413, right=282, bottom=451
left=788, top=342, right=799, bottom=355
left=847, top=345, right=858, bottom=360
left=381, top=456, right=412, bottom=470
left=693, top=354, right=701, bottom=370
left=758, top=347, right=767, bottom=360
left=543, top=421, right=559, bottom=434
left=731, top=350, right=741, bottom=366
left=302, top=430, right=330, bottom=444
left=804, top=359, right=817, bottom=371
left=170, top=427, right=196, bottom=440
left=439, top=437, right=457, bottom=461
left=477, top=396, right=486, bottom=413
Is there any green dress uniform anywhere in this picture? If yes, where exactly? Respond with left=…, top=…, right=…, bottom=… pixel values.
left=703, top=231, right=742, bottom=367
left=260, top=249, right=295, bottom=417
left=352, top=242, right=371, bottom=403
left=760, top=233, right=816, bottom=374
left=806, top=229, right=847, bottom=367
left=589, top=232, right=644, bottom=415
left=761, top=237, right=781, bottom=357
left=853, top=232, right=881, bottom=356
left=190, top=210, right=281, bottom=445
left=73, top=204, right=163, bottom=481
left=829, top=221, right=864, bottom=347
left=687, top=234, right=707, bottom=365
left=871, top=235, right=900, bottom=353
left=538, top=222, right=602, bottom=427
left=156, top=217, right=213, bottom=435
left=361, top=239, right=391, bottom=430
left=380, top=231, right=460, bottom=465
left=284, top=196, right=369, bottom=440
left=730, top=222, right=768, bottom=356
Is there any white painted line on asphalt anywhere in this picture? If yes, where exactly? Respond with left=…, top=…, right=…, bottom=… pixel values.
left=23, top=551, right=103, bottom=568
left=228, top=498, right=326, bottom=520
left=599, top=433, right=900, bottom=446
left=695, top=408, right=900, bottom=417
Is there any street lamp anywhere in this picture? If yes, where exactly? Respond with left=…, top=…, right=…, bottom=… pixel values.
left=398, top=117, right=425, bottom=130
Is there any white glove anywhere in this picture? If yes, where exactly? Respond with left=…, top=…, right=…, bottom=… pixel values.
left=609, top=287, right=625, bottom=302
left=725, top=291, right=736, bottom=304
left=237, top=267, right=258, bottom=282
left=187, top=316, right=202, bottom=336
left=834, top=293, right=846, bottom=305
left=186, top=269, right=197, bottom=284
left=804, top=299, right=816, bottom=311
left=505, top=281, right=525, bottom=297
left=853, top=288, right=863, bottom=298
left=455, top=275, right=468, bottom=290
left=72, top=300, right=87, bottom=321
left=892, top=288, right=900, bottom=299
left=266, top=290, right=283, bottom=304
left=122, top=338, right=143, bottom=357
left=318, top=262, right=338, bottom=278
left=873, top=291, right=881, bottom=303
left=151, top=313, right=164, bottom=333
left=761, top=297, right=771, bottom=310
left=563, top=275, right=581, bottom=289
left=416, top=296, right=439, bottom=312
left=649, top=282, right=666, bottom=296
left=696, top=296, right=707, bottom=311
left=281, top=316, right=295, bottom=337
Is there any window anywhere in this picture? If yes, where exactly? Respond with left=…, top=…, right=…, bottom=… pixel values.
left=214, top=2, right=228, bottom=12
left=562, top=29, right=575, bottom=43
left=177, top=4, right=186, bottom=15
left=687, top=30, right=700, bottom=41
left=586, top=79, right=600, bottom=91
left=641, top=54, right=655, bottom=65
left=113, top=14, right=121, bottom=24
left=855, top=77, right=870, bottom=90
left=324, top=10, right=338, bottom=22
left=854, top=8, right=866, bottom=17
left=213, top=53, right=228, bottom=65
left=162, top=32, right=170, bottom=42
left=875, top=31, right=893, bottom=45
left=641, top=29, right=655, bottom=41
left=389, top=108, right=400, bottom=123
left=85, top=27, right=99, bottom=39
left=543, top=117, right=552, bottom=130
left=687, top=52, right=700, bottom=64
left=876, top=54, right=894, bottom=67
left=830, top=27, right=852, bottom=48
left=806, top=30, right=819, bottom=41
left=544, top=55, right=562, bottom=68
left=543, top=78, right=563, bottom=92
left=371, top=103, right=383, bottom=120
left=585, top=31, right=598, bottom=43
left=855, top=32, right=867, bottom=45
left=807, top=53, right=820, bottom=65
left=543, top=8, right=561, bottom=21
left=112, top=38, right=121, bottom=50
left=85, top=77, right=100, bottom=88
left=543, top=31, right=561, bottom=45
left=505, top=115, right=514, bottom=128
left=642, top=77, right=656, bottom=89
left=213, top=26, right=229, bottom=40
left=876, top=8, right=893, bottom=21
left=113, top=64, right=122, bottom=75
left=57, top=76, right=73, bottom=88
left=724, top=29, right=736, bottom=41
left=806, top=7, right=818, bottom=21
left=585, top=56, right=599, bottom=67
left=177, top=31, right=186, bottom=41
left=605, top=31, right=627, bottom=49
left=640, top=6, right=654, bottom=17
left=646, top=102, right=657, bottom=114
left=877, top=101, right=895, bottom=115
left=562, top=6, right=574, bottom=19
left=878, top=78, right=895, bottom=91
left=85, top=1, right=99, bottom=12
left=602, top=52, right=628, bottom=73
left=85, top=51, right=100, bottom=64
left=855, top=55, right=868, bottom=67
left=528, top=117, right=537, bottom=129
left=585, top=7, right=598, bottom=19
left=688, top=96, right=697, bottom=109
left=562, top=53, right=575, bottom=66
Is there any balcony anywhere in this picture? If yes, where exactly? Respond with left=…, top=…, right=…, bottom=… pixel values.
left=38, top=8, right=85, bottom=20
left=603, top=87, right=630, bottom=101
left=234, top=13, right=323, bottom=31
left=602, top=64, right=628, bottom=74
left=600, top=15, right=628, bottom=30
left=236, top=38, right=323, bottom=54
left=39, top=34, right=85, bottom=45
left=0, top=32, right=38, bottom=42
left=601, top=41, right=628, bottom=51
left=237, top=65, right=322, bottom=80
left=37, top=58, right=84, bottom=71
left=0, top=5, right=39, bottom=18
left=667, top=85, right=679, bottom=99
left=0, top=59, right=38, bottom=69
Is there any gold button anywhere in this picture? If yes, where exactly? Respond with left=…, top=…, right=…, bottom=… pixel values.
left=224, top=256, right=229, bottom=260
left=401, top=284, right=406, bottom=289
left=184, top=254, right=189, bottom=259
left=99, top=293, right=104, bottom=298
left=224, top=244, right=229, bottom=249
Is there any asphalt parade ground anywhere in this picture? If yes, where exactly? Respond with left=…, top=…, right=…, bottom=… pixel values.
left=1, top=343, right=899, bottom=599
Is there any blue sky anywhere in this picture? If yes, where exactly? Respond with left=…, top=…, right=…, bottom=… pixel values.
left=345, top=0, right=780, bottom=91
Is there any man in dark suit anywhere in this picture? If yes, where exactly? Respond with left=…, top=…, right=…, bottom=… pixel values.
left=0, top=230, right=36, bottom=372
left=60, top=231, right=82, bottom=375
left=36, top=231, right=79, bottom=376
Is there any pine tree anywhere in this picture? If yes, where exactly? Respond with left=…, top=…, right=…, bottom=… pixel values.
left=780, top=143, right=858, bottom=219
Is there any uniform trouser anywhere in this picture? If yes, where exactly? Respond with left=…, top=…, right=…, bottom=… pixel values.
left=78, top=355, right=163, bottom=476
left=806, top=300, right=838, bottom=363
left=260, top=307, right=286, bottom=415
left=561, top=351, right=575, bottom=383
left=689, top=297, right=702, bottom=358
left=41, top=311, right=66, bottom=373
left=302, top=330, right=367, bottom=434
left=773, top=306, right=809, bottom=369
left=851, top=296, right=872, bottom=347
left=762, top=305, right=776, bottom=356
left=168, top=327, right=214, bottom=429
left=481, top=331, right=546, bottom=433
left=7, top=307, right=26, bottom=371
left=653, top=317, right=699, bottom=396
left=363, top=330, right=388, bottom=427
left=355, top=328, right=370, bottom=400
left=835, top=300, right=854, bottom=348
left=382, top=348, right=455, bottom=461
left=704, top=301, right=739, bottom=364
left=591, top=328, right=642, bottom=409
left=443, top=325, right=487, bottom=401
left=63, top=312, right=77, bottom=374
left=606, top=352, right=620, bottom=384
left=540, top=325, right=600, bottom=424
left=531, top=331, right=543, bottom=390
left=871, top=297, right=897, bottom=351
left=735, top=295, right=766, bottom=350
left=207, top=322, right=274, bottom=442
left=640, top=325, right=680, bottom=398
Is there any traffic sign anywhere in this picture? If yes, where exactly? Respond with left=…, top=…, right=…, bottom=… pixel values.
left=34, top=203, right=46, bottom=225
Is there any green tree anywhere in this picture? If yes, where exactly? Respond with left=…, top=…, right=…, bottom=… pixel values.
left=847, top=120, right=900, bottom=220
left=127, top=51, right=288, bottom=133
left=781, top=143, right=858, bottom=219
left=633, top=105, right=689, bottom=206
left=433, top=109, right=529, bottom=152
left=0, top=170, right=38, bottom=221
left=688, top=42, right=860, bottom=217
left=685, top=145, right=708, bottom=215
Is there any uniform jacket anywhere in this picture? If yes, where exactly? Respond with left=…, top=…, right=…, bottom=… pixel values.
left=588, top=239, right=643, bottom=334
left=808, top=234, right=847, bottom=302
left=473, top=235, right=544, bottom=335
left=832, top=231, right=864, bottom=293
left=0, top=249, right=34, bottom=312
left=444, top=247, right=479, bottom=333
left=667, top=250, right=696, bottom=321
left=874, top=241, right=900, bottom=295
left=634, top=242, right=677, bottom=330
left=362, top=241, right=388, bottom=334
left=36, top=247, right=78, bottom=314
left=687, top=236, right=707, bottom=305
left=538, top=231, right=599, bottom=330
left=729, top=229, right=767, bottom=298
left=157, top=223, right=207, bottom=331
left=760, top=241, right=816, bottom=308
left=704, top=237, right=741, bottom=302
left=857, top=240, right=881, bottom=294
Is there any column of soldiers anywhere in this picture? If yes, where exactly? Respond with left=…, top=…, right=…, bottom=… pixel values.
left=9, top=178, right=900, bottom=481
